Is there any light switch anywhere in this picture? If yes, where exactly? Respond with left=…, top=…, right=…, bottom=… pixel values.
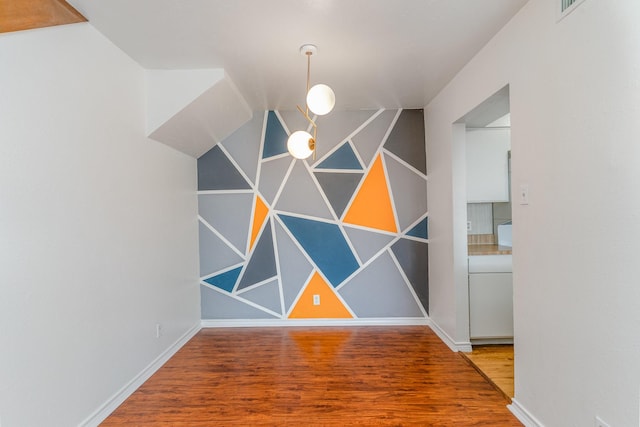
left=519, top=184, right=529, bottom=205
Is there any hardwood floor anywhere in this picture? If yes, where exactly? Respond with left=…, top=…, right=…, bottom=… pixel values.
left=460, top=345, right=514, bottom=401
left=102, top=327, right=521, bottom=426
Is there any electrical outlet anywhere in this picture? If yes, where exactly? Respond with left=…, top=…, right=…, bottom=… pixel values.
left=313, top=294, right=320, bottom=305
left=467, top=221, right=472, bottom=232
left=595, top=416, right=611, bottom=427
left=155, top=323, right=163, bottom=338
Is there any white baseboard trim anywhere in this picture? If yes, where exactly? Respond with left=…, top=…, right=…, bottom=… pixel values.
left=471, top=338, right=514, bottom=345
left=79, top=322, right=201, bottom=427
left=508, top=398, right=544, bottom=427
left=428, top=320, right=472, bottom=353
left=201, top=317, right=430, bottom=328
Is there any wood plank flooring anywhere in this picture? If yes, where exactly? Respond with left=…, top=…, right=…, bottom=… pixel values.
left=460, top=345, right=515, bottom=401
left=102, top=327, right=522, bottom=426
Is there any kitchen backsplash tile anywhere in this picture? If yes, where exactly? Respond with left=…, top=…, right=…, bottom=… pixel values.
left=467, top=203, right=493, bottom=235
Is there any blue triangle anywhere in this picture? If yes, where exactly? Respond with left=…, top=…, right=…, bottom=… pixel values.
left=204, top=266, right=243, bottom=293
left=278, top=214, right=359, bottom=287
left=406, top=217, right=428, bottom=239
left=316, top=143, right=362, bottom=170
left=262, top=111, right=288, bottom=159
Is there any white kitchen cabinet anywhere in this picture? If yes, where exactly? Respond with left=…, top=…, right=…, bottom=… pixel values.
left=469, top=273, right=513, bottom=339
left=468, top=255, right=513, bottom=341
left=466, top=128, right=510, bottom=202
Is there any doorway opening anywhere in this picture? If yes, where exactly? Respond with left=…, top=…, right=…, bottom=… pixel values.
left=456, top=85, right=513, bottom=400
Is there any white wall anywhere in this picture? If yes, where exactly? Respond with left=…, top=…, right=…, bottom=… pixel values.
left=0, top=24, right=200, bottom=426
left=426, top=0, right=640, bottom=426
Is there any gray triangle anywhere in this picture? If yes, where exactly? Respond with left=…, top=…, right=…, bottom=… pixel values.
left=275, top=160, right=333, bottom=219
left=198, top=193, right=252, bottom=254
left=237, top=221, right=277, bottom=290
left=197, top=145, right=251, bottom=190
left=391, top=239, right=428, bottom=314
left=278, top=110, right=310, bottom=135
left=383, top=109, right=426, bottom=174
left=274, top=220, right=313, bottom=312
left=258, top=155, right=293, bottom=205
left=344, top=226, right=396, bottom=264
left=220, top=113, right=263, bottom=185
left=351, top=110, right=398, bottom=168
left=198, top=222, right=244, bottom=277
left=338, top=251, right=424, bottom=318
left=312, top=111, right=377, bottom=160
left=384, top=153, right=428, bottom=231
left=238, top=279, right=282, bottom=315
left=314, top=172, right=363, bottom=218
left=201, top=285, right=277, bottom=319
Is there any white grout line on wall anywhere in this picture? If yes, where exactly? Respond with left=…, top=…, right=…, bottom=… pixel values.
left=380, top=153, right=401, bottom=234
left=388, top=249, right=428, bottom=318
left=382, top=148, right=428, bottom=180
left=217, top=142, right=256, bottom=191
left=198, top=216, right=246, bottom=259
left=269, top=157, right=296, bottom=208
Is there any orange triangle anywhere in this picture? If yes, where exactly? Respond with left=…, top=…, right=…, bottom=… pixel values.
left=289, top=272, right=353, bottom=319
left=249, top=196, right=269, bottom=251
left=343, top=154, right=397, bottom=232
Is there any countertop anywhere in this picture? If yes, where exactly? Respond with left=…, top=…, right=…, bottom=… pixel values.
left=468, top=244, right=512, bottom=256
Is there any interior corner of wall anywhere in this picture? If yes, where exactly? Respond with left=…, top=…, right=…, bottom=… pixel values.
left=221, top=70, right=253, bottom=119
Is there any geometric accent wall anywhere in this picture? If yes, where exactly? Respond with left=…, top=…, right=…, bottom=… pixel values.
left=198, top=109, right=429, bottom=320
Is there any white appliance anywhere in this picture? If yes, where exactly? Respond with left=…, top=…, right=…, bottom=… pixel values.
left=497, top=221, right=512, bottom=247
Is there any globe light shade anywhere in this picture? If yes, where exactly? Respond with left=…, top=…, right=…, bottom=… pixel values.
left=306, top=84, right=335, bottom=116
left=287, top=130, right=315, bottom=159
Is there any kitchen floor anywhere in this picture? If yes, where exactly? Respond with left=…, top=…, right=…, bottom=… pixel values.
left=461, top=345, right=514, bottom=401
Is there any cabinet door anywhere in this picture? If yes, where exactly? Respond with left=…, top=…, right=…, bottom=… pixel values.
left=469, top=272, right=513, bottom=339
left=466, top=128, right=510, bottom=202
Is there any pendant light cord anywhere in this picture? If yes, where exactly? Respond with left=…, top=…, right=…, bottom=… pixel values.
left=305, top=51, right=316, bottom=159
left=305, top=52, right=311, bottom=116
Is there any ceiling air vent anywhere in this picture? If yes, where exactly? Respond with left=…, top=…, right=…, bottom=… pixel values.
left=561, top=0, right=577, bottom=12
left=559, top=0, right=586, bottom=19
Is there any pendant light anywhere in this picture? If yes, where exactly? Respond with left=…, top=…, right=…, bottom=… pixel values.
left=286, top=44, right=335, bottom=160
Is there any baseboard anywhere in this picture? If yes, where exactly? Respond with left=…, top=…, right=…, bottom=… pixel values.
left=508, top=398, right=545, bottom=427
left=79, top=322, right=201, bottom=427
left=471, top=337, right=514, bottom=345
left=428, top=319, right=472, bottom=352
left=201, top=317, right=430, bottom=328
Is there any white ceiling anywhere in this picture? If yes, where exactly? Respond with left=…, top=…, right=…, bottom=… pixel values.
left=68, top=0, right=528, bottom=111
